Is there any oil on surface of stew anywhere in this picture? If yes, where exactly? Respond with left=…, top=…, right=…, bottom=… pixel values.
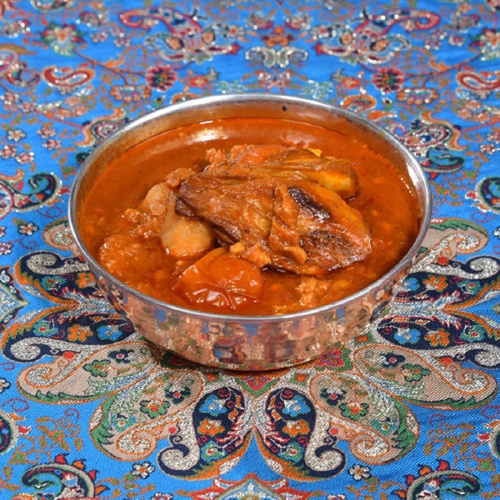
left=80, top=117, right=420, bottom=316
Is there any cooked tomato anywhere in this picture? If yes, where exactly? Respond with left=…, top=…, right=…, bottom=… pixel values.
left=173, top=247, right=264, bottom=312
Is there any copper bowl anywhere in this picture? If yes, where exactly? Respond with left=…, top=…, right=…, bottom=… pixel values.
left=68, top=93, right=432, bottom=371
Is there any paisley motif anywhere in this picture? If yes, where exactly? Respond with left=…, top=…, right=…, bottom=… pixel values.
left=423, top=146, right=464, bottom=174
left=371, top=219, right=500, bottom=368
left=476, top=176, right=500, bottom=214
left=407, top=470, right=481, bottom=499
left=11, top=335, right=497, bottom=481
left=456, top=70, right=500, bottom=98
left=402, top=116, right=462, bottom=152
left=377, top=255, right=500, bottom=349
left=2, top=251, right=135, bottom=363
left=396, top=112, right=465, bottom=173
left=419, top=218, right=489, bottom=256
left=15, top=456, right=104, bottom=498
left=353, top=345, right=496, bottom=408
left=42, top=218, right=77, bottom=252
left=312, top=367, right=419, bottom=463
left=5, top=61, right=40, bottom=87
left=92, top=351, right=205, bottom=463
left=159, top=385, right=249, bottom=478
left=257, top=386, right=345, bottom=480
left=0, top=170, right=61, bottom=220
left=41, top=65, right=95, bottom=93
left=76, top=109, right=128, bottom=147
left=393, top=460, right=481, bottom=499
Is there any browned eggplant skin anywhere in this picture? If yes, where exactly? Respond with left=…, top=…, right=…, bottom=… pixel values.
left=176, top=145, right=371, bottom=275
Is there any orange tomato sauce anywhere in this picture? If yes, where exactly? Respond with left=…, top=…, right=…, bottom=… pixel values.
left=79, top=117, right=421, bottom=316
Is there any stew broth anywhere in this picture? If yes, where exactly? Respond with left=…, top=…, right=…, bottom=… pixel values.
left=79, top=117, right=420, bottom=316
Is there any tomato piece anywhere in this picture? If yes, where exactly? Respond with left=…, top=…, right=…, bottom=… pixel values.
left=173, top=247, right=264, bottom=311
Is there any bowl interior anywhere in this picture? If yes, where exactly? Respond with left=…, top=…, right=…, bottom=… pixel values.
left=71, top=94, right=431, bottom=307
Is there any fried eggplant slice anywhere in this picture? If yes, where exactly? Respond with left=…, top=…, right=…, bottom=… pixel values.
left=176, top=145, right=371, bottom=275
left=204, top=145, right=359, bottom=198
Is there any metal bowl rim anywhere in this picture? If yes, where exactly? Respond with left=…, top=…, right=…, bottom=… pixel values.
left=68, top=92, right=432, bottom=324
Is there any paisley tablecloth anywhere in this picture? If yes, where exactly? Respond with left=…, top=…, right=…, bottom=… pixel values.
left=1, top=0, right=499, bottom=498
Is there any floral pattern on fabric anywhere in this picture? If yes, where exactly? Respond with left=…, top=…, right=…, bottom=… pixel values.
left=0, top=0, right=499, bottom=497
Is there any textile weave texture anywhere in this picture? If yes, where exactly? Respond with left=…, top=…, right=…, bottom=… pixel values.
left=0, top=0, right=499, bottom=498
